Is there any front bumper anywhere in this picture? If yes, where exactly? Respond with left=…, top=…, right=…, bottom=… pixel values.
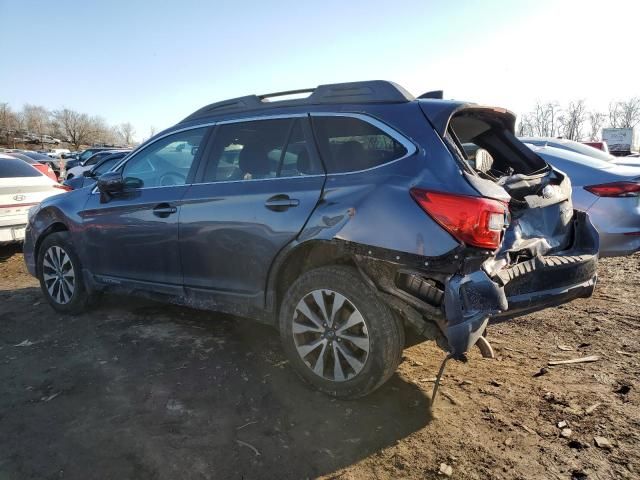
left=443, top=210, right=599, bottom=358
left=0, top=224, right=27, bottom=244
left=23, top=224, right=37, bottom=276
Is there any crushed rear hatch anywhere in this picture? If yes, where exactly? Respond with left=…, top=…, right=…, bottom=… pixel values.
left=418, top=102, right=599, bottom=358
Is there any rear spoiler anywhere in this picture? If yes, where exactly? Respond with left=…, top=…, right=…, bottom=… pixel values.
left=418, top=100, right=517, bottom=137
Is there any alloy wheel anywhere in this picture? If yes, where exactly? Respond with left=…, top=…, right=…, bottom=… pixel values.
left=292, top=289, right=370, bottom=382
left=42, top=246, right=75, bottom=305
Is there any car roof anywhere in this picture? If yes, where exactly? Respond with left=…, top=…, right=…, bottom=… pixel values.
left=175, top=80, right=517, bottom=141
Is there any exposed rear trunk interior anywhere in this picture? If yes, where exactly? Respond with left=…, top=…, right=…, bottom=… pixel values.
left=445, top=108, right=575, bottom=262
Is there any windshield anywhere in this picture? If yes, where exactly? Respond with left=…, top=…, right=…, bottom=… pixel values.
left=85, top=152, right=111, bottom=166
left=79, top=149, right=99, bottom=161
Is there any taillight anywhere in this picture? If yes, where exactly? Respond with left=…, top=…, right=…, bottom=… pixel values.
left=584, top=181, right=640, bottom=197
left=53, top=184, right=72, bottom=192
left=410, top=189, right=508, bottom=250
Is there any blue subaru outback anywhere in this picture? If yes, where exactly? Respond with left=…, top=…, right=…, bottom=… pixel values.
left=24, top=81, right=598, bottom=398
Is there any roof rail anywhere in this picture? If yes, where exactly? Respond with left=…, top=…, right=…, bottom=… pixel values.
left=181, top=80, right=415, bottom=123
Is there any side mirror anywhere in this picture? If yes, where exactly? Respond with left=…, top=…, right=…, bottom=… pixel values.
left=83, top=169, right=95, bottom=178
left=97, top=172, right=143, bottom=202
left=97, top=171, right=124, bottom=196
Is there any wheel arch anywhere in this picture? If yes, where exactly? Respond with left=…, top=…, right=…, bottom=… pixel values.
left=266, top=239, right=357, bottom=322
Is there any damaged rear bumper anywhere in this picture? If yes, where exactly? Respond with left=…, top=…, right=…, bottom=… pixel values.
left=444, top=210, right=598, bottom=358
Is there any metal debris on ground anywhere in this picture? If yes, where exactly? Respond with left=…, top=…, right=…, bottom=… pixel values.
left=548, top=355, right=600, bottom=366
left=430, top=353, right=453, bottom=408
left=14, top=339, right=34, bottom=347
left=236, top=440, right=261, bottom=456
left=557, top=345, right=574, bottom=351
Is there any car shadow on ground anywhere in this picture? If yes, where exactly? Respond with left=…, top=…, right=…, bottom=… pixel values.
left=0, top=243, right=22, bottom=262
left=0, top=286, right=432, bottom=479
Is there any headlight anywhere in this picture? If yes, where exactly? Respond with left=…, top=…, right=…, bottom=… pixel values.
left=27, top=205, right=41, bottom=223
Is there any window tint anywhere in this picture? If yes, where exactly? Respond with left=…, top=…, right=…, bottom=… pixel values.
left=85, top=152, right=112, bottom=166
left=0, top=158, right=42, bottom=178
left=201, top=118, right=321, bottom=183
left=121, top=128, right=207, bottom=188
left=94, top=157, right=121, bottom=175
left=312, top=116, right=408, bottom=173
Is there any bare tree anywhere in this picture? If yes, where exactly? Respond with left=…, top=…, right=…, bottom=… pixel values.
left=149, top=125, right=157, bottom=138
left=117, top=122, right=136, bottom=146
left=517, top=113, right=534, bottom=137
left=0, top=102, right=19, bottom=144
left=51, top=108, right=95, bottom=148
left=608, top=98, right=640, bottom=128
left=530, top=102, right=561, bottom=137
left=559, top=100, right=587, bottom=140
left=587, top=111, right=606, bottom=141
left=22, top=104, right=51, bottom=138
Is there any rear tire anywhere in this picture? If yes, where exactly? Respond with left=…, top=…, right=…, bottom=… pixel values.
left=37, top=231, right=90, bottom=314
left=279, top=265, right=404, bottom=398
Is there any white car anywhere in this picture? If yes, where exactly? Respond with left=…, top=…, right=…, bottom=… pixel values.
left=47, top=148, right=70, bottom=158
left=0, top=154, right=68, bottom=244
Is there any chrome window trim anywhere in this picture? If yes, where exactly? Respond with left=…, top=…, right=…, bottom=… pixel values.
left=92, top=111, right=417, bottom=193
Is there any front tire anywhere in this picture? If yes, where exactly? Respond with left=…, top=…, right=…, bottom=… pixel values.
left=279, top=265, right=404, bottom=398
left=37, top=231, right=90, bottom=314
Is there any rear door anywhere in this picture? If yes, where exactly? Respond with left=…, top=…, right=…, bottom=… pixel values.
left=79, top=127, right=209, bottom=287
left=179, top=116, right=325, bottom=306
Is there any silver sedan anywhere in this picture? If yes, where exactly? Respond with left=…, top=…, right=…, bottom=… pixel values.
left=527, top=144, right=640, bottom=256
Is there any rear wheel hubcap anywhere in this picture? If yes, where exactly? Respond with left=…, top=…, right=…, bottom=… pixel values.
left=42, top=246, right=75, bottom=305
left=292, top=289, right=370, bottom=382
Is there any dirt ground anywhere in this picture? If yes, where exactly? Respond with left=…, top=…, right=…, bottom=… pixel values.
left=0, top=245, right=638, bottom=480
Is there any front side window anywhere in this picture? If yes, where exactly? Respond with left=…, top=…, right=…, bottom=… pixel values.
left=312, top=116, right=409, bottom=173
left=121, top=127, right=207, bottom=188
left=201, top=118, right=322, bottom=183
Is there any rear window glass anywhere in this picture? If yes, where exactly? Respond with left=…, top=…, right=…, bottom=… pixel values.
left=312, top=116, right=408, bottom=173
left=0, top=158, right=42, bottom=177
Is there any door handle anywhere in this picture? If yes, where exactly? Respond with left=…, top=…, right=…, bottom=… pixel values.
left=153, top=203, right=177, bottom=217
left=265, top=194, right=300, bottom=211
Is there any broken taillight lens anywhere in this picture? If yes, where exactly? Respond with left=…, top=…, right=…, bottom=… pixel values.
left=410, top=189, right=508, bottom=250
left=584, top=181, right=640, bottom=197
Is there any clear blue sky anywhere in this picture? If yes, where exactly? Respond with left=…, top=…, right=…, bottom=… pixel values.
left=2, top=0, right=639, bottom=141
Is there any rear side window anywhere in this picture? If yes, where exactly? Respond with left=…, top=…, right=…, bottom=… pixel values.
left=312, top=116, right=408, bottom=173
left=201, top=118, right=322, bottom=183
left=0, top=158, right=41, bottom=178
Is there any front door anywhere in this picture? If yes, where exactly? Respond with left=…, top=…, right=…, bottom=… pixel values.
left=79, top=127, right=209, bottom=287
